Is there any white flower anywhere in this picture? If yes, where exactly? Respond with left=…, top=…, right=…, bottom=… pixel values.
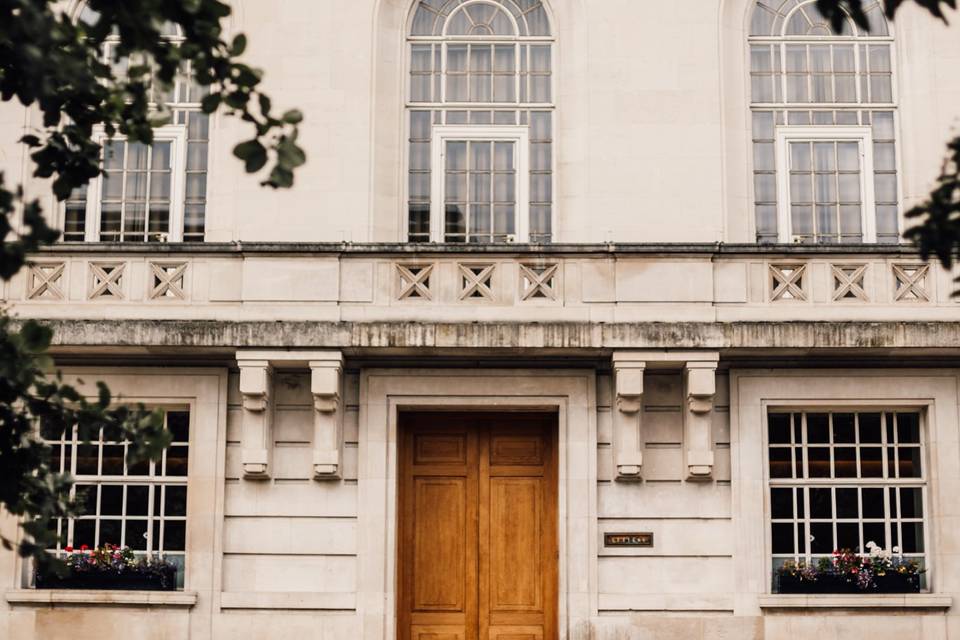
left=892, top=546, right=901, bottom=554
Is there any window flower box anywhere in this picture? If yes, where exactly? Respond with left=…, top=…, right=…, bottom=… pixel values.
left=774, top=545, right=923, bottom=594
left=35, top=544, right=178, bottom=592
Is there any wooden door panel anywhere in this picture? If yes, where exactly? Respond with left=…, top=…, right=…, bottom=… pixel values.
left=413, top=477, right=468, bottom=611
left=399, top=413, right=556, bottom=640
left=411, top=627, right=465, bottom=640
left=488, top=478, right=542, bottom=612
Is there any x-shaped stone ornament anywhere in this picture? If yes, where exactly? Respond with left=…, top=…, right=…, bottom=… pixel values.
left=150, top=262, right=187, bottom=299
left=831, top=264, right=868, bottom=301
left=89, top=263, right=125, bottom=299
left=397, top=264, right=433, bottom=300
left=27, top=262, right=65, bottom=300
left=459, top=264, right=495, bottom=300
left=770, top=264, right=806, bottom=301
left=893, top=264, right=930, bottom=302
left=519, top=263, right=558, bottom=301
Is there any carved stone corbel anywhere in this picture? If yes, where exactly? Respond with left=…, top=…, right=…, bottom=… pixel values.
left=310, top=354, right=344, bottom=480
left=612, top=354, right=646, bottom=480
left=238, top=359, right=273, bottom=479
left=684, top=360, right=718, bottom=480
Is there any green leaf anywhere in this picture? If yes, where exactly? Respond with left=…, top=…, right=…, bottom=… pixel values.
left=200, top=93, right=222, bottom=114
left=282, top=109, right=303, bottom=125
left=233, top=140, right=268, bottom=173
left=231, top=33, right=248, bottom=56
left=20, top=321, right=52, bottom=352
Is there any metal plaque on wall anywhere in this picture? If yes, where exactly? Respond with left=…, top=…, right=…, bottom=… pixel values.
left=604, top=532, right=654, bottom=547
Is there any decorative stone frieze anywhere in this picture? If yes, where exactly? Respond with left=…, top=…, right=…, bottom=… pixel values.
left=519, top=263, right=559, bottom=301
left=310, top=353, right=344, bottom=480
left=26, top=261, right=65, bottom=300
left=611, top=353, right=645, bottom=480
left=684, top=358, right=719, bottom=480
left=396, top=263, right=434, bottom=300
left=458, top=263, right=495, bottom=301
left=831, top=264, right=868, bottom=301
left=149, top=262, right=188, bottom=300
left=769, top=263, right=807, bottom=302
left=893, top=264, right=930, bottom=302
left=88, top=262, right=125, bottom=300
left=237, top=358, right=273, bottom=479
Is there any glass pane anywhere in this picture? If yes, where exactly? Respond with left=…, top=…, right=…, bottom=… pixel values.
left=769, top=414, right=792, bottom=444
left=808, top=414, right=829, bottom=443
left=754, top=174, right=776, bottom=202
left=810, top=522, right=833, bottom=553
left=873, top=112, right=895, bottom=140
left=860, top=447, right=883, bottom=477
left=165, top=446, right=189, bottom=476
left=862, top=487, right=885, bottom=518
left=771, top=523, right=795, bottom=554
left=808, top=447, right=830, bottom=477
left=836, top=488, right=858, bottom=518
left=769, top=447, right=792, bottom=478
left=771, top=488, right=794, bottom=519
left=127, top=485, right=149, bottom=516
left=100, top=485, right=123, bottom=515
left=530, top=46, right=551, bottom=72
left=751, top=46, right=772, bottom=72
left=446, top=141, right=467, bottom=171
left=834, top=447, right=856, bottom=477
left=838, top=174, right=861, bottom=202
left=871, top=75, right=892, bottom=102
left=494, top=173, right=516, bottom=202
left=165, top=486, right=188, bottom=517
left=875, top=174, right=897, bottom=202
left=874, top=142, right=896, bottom=171
left=897, top=413, right=921, bottom=443
left=494, top=142, right=514, bottom=170
left=790, top=142, right=811, bottom=171
left=128, top=143, right=149, bottom=170
left=897, top=447, right=922, bottom=478
left=809, top=487, right=832, bottom=518
left=900, top=487, right=923, bottom=518
left=813, top=143, right=836, bottom=171
left=447, top=45, right=467, bottom=72
left=151, top=142, right=172, bottom=169
left=837, top=142, right=859, bottom=171
left=150, top=172, right=171, bottom=200
left=470, top=173, right=491, bottom=203
left=125, top=172, right=148, bottom=200
left=901, top=523, right=923, bottom=553
left=869, top=45, right=892, bottom=72
left=790, top=174, right=812, bottom=203
left=104, top=142, right=125, bottom=170
left=754, top=142, right=775, bottom=171
left=860, top=413, right=882, bottom=443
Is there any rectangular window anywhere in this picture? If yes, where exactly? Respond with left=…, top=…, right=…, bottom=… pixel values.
left=768, top=410, right=926, bottom=584
left=42, top=409, right=191, bottom=588
left=64, top=126, right=187, bottom=243
left=775, top=126, right=876, bottom=243
left=430, top=125, right=530, bottom=243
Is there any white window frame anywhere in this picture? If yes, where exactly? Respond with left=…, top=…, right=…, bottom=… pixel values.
left=764, top=409, right=929, bottom=575
left=429, top=124, right=530, bottom=242
left=79, top=124, right=188, bottom=242
left=774, top=125, right=876, bottom=243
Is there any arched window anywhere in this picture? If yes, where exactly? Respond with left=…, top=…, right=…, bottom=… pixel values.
left=63, top=4, right=209, bottom=243
left=406, top=0, right=553, bottom=243
left=748, top=0, right=897, bottom=244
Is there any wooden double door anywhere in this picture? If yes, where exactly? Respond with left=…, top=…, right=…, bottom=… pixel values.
left=398, top=412, right=558, bottom=640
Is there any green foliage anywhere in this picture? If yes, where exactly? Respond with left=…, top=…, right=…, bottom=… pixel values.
left=814, top=0, right=956, bottom=33
left=0, top=0, right=304, bottom=568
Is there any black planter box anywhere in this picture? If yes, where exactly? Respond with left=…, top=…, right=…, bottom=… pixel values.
left=35, top=566, right=177, bottom=591
left=776, top=572, right=921, bottom=594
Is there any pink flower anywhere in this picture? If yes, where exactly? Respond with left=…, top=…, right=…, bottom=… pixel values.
left=64, top=545, right=73, bottom=553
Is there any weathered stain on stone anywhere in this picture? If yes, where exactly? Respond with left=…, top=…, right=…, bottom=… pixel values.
left=24, top=319, right=960, bottom=352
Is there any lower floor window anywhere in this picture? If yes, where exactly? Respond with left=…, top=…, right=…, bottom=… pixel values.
left=40, top=409, right=190, bottom=588
left=767, top=410, right=927, bottom=589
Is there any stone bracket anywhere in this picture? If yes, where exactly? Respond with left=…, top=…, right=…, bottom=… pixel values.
left=612, top=353, right=646, bottom=481
left=684, top=359, right=719, bottom=480
left=237, top=350, right=345, bottom=481
left=238, top=359, right=273, bottom=480
left=310, top=354, right=344, bottom=480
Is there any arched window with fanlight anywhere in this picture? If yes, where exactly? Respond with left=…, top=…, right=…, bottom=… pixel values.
left=406, top=0, right=553, bottom=243
left=748, top=0, right=898, bottom=244
left=62, top=4, right=210, bottom=243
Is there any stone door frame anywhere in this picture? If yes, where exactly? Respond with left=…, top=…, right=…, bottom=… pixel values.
left=357, top=369, right=598, bottom=640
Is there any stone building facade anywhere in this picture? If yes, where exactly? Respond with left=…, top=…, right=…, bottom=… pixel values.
left=2, top=0, right=960, bottom=639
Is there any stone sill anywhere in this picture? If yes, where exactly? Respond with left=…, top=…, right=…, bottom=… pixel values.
left=4, top=589, right=198, bottom=608
left=758, top=594, right=952, bottom=610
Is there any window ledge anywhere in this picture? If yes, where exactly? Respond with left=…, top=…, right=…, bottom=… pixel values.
left=758, top=594, right=952, bottom=610
left=4, top=589, right=197, bottom=608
